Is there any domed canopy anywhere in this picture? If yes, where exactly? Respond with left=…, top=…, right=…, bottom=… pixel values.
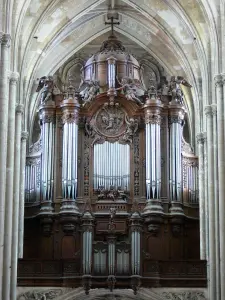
left=83, top=33, right=141, bottom=88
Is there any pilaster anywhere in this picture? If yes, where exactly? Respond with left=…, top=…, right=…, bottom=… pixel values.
left=215, top=73, right=225, bottom=300
left=196, top=132, right=207, bottom=260
left=11, top=101, right=23, bottom=300
left=18, top=131, right=29, bottom=259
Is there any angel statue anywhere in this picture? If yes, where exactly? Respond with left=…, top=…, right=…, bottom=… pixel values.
left=79, top=75, right=100, bottom=106
left=168, top=76, right=191, bottom=105
left=116, top=77, right=145, bottom=105
left=36, top=75, right=61, bottom=104
left=120, top=116, right=138, bottom=144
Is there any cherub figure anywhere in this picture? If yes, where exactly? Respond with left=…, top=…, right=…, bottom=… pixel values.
left=121, top=116, right=138, bottom=144
left=116, top=77, right=145, bottom=105
left=79, top=75, right=100, bottom=105
left=109, top=207, right=117, bottom=220
left=168, top=76, right=191, bottom=104
left=36, top=75, right=61, bottom=104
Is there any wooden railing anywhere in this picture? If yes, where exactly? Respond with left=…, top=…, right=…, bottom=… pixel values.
left=17, top=259, right=207, bottom=288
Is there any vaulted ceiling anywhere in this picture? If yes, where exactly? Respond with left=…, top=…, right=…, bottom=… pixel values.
left=6, top=0, right=219, bottom=135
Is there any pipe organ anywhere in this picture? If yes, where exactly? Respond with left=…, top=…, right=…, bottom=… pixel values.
left=20, top=30, right=202, bottom=294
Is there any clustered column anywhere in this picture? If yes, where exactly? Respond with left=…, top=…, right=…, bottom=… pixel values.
left=18, top=131, right=29, bottom=259
left=2, top=74, right=20, bottom=300
left=196, top=132, right=207, bottom=260
left=205, top=105, right=216, bottom=300
left=11, top=103, right=24, bottom=300
left=0, top=33, right=11, bottom=294
left=215, top=74, right=225, bottom=300
left=143, top=97, right=163, bottom=216
left=39, top=100, right=56, bottom=212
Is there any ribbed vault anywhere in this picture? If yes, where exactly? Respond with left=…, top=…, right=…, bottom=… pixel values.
left=1, top=0, right=220, bottom=137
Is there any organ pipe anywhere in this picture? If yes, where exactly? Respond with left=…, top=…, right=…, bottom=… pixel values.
left=39, top=103, right=56, bottom=209
left=130, top=212, right=142, bottom=276
left=82, top=212, right=94, bottom=275
left=183, top=157, right=199, bottom=204
left=93, top=141, right=130, bottom=191
left=108, top=236, right=116, bottom=275
left=61, top=98, right=80, bottom=201
left=169, top=105, right=185, bottom=203
left=144, top=98, right=162, bottom=200
left=107, top=56, right=116, bottom=89
left=143, top=98, right=164, bottom=217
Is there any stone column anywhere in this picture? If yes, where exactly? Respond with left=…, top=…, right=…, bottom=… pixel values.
left=212, top=104, right=220, bottom=300
left=196, top=132, right=207, bottom=260
left=215, top=74, right=225, bottom=300
left=205, top=105, right=216, bottom=300
left=2, top=74, right=20, bottom=300
left=0, top=33, right=10, bottom=294
left=11, top=104, right=23, bottom=300
left=18, top=131, right=28, bottom=258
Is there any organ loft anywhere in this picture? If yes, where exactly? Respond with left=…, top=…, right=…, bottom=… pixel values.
left=18, top=22, right=205, bottom=296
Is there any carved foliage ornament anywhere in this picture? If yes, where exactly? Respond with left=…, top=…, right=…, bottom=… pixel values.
left=160, top=291, right=206, bottom=300
left=145, top=113, right=161, bottom=125
left=17, top=289, right=64, bottom=300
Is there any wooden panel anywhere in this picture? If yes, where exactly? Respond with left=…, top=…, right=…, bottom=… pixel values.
left=61, top=236, right=76, bottom=259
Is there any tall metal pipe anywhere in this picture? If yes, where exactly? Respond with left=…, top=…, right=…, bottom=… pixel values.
left=39, top=101, right=56, bottom=212
left=143, top=98, right=163, bottom=216
left=169, top=102, right=185, bottom=216
left=60, top=96, right=80, bottom=214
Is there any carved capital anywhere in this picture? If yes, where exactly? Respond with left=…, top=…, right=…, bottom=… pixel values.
left=214, top=74, right=223, bottom=87
left=41, top=114, right=56, bottom=124
left=211, top=104, right=217, bottom=116
left=62, top=111, right=79, bottom=124
left=168, top=115, right=184, bottom=125
left=196, top=132, right=206, bottom=145
left=21, top=131, right=29, bottom=141
left=0, top=33, right=11, bottom=47
left=204, top=105, right=213, bottom=117
left=145, top=113, right=161, bottom=125
left=9, top=72, right=19, bottom=84
left=16, top=104, right=24, bottom=114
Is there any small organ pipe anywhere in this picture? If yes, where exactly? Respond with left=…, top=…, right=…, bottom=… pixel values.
left=82, top=212, right=94, bottom=275
left=130, top=213, right=142, bottom=276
